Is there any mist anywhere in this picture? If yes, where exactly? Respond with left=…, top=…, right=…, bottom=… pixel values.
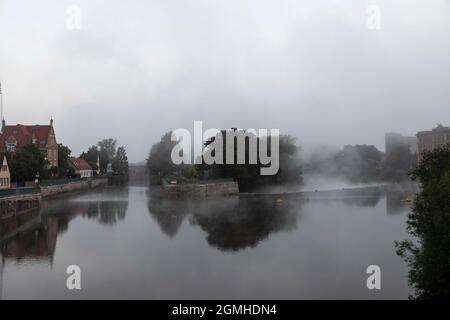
left=1, top=0, right=450, bottom=162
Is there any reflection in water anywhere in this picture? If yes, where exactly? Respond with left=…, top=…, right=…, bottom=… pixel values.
left=148, top=195, right=301, bottom=251
left=147, top=198, right=188, bottom=238
left=0, top=191, right=129, bottom=265
left=1, top=186, right=416, bottom=299
left=1, top=215, right=59, bottom=264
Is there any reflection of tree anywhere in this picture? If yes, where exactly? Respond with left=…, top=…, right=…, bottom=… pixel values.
left=191, top=196, right=300, bottom=251
left=396, top=148, right=450, bottom=299
left=147, top=197, right=188, bottom=237
left=147, top=195, right=300, bottom=250
left=97, top=201, right=128, bottom=226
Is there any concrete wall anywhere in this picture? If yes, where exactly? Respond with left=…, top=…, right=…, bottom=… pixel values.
left=164, top=181, right=239, bottom=198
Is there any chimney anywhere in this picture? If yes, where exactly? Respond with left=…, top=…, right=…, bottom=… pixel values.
left=50, top=117, right=53, bottom=126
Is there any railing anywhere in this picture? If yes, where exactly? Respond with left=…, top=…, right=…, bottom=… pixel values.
left=0, top=186, right=41, bottom=198
left=39, top=178, right=85, bottom=186
left=39, top=175, right=108, bottom=187
left=162, top=177, right=234, bottom=186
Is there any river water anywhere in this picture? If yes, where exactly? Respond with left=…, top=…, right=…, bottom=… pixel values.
left=0, top=185, right=413, bottom=299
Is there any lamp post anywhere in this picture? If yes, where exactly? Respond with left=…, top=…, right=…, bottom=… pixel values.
left=35, top=171, right=40, bottom=185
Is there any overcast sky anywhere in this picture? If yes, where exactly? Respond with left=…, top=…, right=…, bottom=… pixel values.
left=0, top=0, right=449, bottom=162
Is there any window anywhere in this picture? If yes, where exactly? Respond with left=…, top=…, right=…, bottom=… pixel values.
left=6, top=143, right=16, bottom=152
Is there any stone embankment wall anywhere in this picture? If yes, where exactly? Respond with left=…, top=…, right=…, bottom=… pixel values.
left=41, top=178, right=108, bottom=198
left=163, top=181, right=239, bottom=198
left=0, top=193, right=42, bottom=218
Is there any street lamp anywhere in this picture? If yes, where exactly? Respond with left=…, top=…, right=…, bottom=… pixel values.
left=35, top=171, right=40, bottom=185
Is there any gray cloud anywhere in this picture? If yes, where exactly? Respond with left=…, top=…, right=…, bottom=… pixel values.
left=0, top=0, right=449, bottom=161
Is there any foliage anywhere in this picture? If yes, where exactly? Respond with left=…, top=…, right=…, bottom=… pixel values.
left=112, top=146, right=129, bottom=176
left=396, top=147, right=450, bottom=299
left=6, top=144, right=49, bottom=182
left=382, top=143, right=417, bottom=181
left=196, top=130, right=302, bottom=191
left=97, top=138, right=117, bottom=173
left=81, top=139, right=128, bottom=179
left=333, top=144, right=383, bottom=183
left=80, top=145, right=99, bottom=173
left=147, top=132, right=180, bottom=184
left=57, top=143, right=75, bottom=177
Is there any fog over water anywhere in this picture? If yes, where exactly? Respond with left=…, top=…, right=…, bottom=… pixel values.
left=0, top=186, right=413, bottom=299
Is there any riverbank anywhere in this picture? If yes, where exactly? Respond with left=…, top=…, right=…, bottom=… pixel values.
left=159, top=178, right=239, bottom=198
left=0, top=177, right=109, bottom=218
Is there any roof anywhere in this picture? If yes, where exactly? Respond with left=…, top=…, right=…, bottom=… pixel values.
left=417, top=124, right=450, bottom=136
left=0, top=124, right=52, bottom=149
left=69, top=157, right=92, bottom=171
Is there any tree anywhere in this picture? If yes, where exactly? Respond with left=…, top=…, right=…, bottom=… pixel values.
left=334, top=145, right=383, bottom=182
left=57, top=143, right=75, bottom=177
left=97, top=138, right=117, bottom=173
left=383, top=143, right=416, bottom=181
left=396, top=147, right=450, bottom=299
left=80, top=145, right=99, bottom=173
left=7, top=144, right=49, bottom=183
left=147, top=132, right=179, bottom=184
left=112, top=146, right=129, bottom=176
left=197, top=130, right=302, bottom=191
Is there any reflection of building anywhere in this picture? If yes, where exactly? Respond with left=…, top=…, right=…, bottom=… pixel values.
left=385, top=132, right=418, bottom=155
left=0, top=156, right=10, bottom=189
left=1, top=216, right=58, bottom=262
left=68, top=157, right=93, bottom=178
left=417, top=124, right=450, bottom=162
left=0, top=119, right=58, bottom=167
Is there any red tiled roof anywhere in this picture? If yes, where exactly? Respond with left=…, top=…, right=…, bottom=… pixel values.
left=0, top=124, right=51, bottom=149
left=69, top=157, right=92, bottom=171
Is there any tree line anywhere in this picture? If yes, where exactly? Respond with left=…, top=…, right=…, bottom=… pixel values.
left=6, top=138, right=128, bottom=183
left=304, top=143, right=417, bottom=183
left=146, top=130, right=303, bottom=191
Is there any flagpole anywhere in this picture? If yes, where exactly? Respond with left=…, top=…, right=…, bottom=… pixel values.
left=0, top=80, right=3, bottom=123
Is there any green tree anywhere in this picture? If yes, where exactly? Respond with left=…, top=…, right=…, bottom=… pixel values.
left=80, top=145, right=99, bottom=173
left=7, top=144, right=49, bottom=183
left=147, top=132, right=179, bottom=184
left=198, top=130, right=302, bottom=190
left=57, top=143, right=75, bottom=177
left=396, top=147, right=450, bottom=299
left=112, top=146, right=129, bottom=176
left=97, top=138, right=117, bottom=173
left=383, top=143, right=416, bottom=181
left=335, top=145, right=383, bottom=182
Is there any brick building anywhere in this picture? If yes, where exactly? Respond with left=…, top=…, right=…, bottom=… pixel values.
left=417, top=124, right=450, bottom=162
left=0, top=119, right=58, bottom=167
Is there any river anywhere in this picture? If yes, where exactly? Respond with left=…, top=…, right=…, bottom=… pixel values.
left=0, top=185, right=413, bottom=299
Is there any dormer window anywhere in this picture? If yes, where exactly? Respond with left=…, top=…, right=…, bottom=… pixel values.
left=6, top=142, right=16, bottom=152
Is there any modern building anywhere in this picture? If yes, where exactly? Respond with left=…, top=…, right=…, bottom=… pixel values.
left=0, top=155, right=10, bottom=189
left=417, top=124, right=450, bottom=162
left=385, top=132, right=418, bottom=155
left=0, top=119, right=58, bottom=167
left=68, top=157, right=94, bottom=178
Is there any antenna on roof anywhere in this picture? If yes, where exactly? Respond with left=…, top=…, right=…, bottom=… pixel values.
left=0, top=80, right=3, bottom=119
left=0, top=80, right=4, bottom=133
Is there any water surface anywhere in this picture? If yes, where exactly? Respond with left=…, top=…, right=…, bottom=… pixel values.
left=0, top=186, right=412, bottom=299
